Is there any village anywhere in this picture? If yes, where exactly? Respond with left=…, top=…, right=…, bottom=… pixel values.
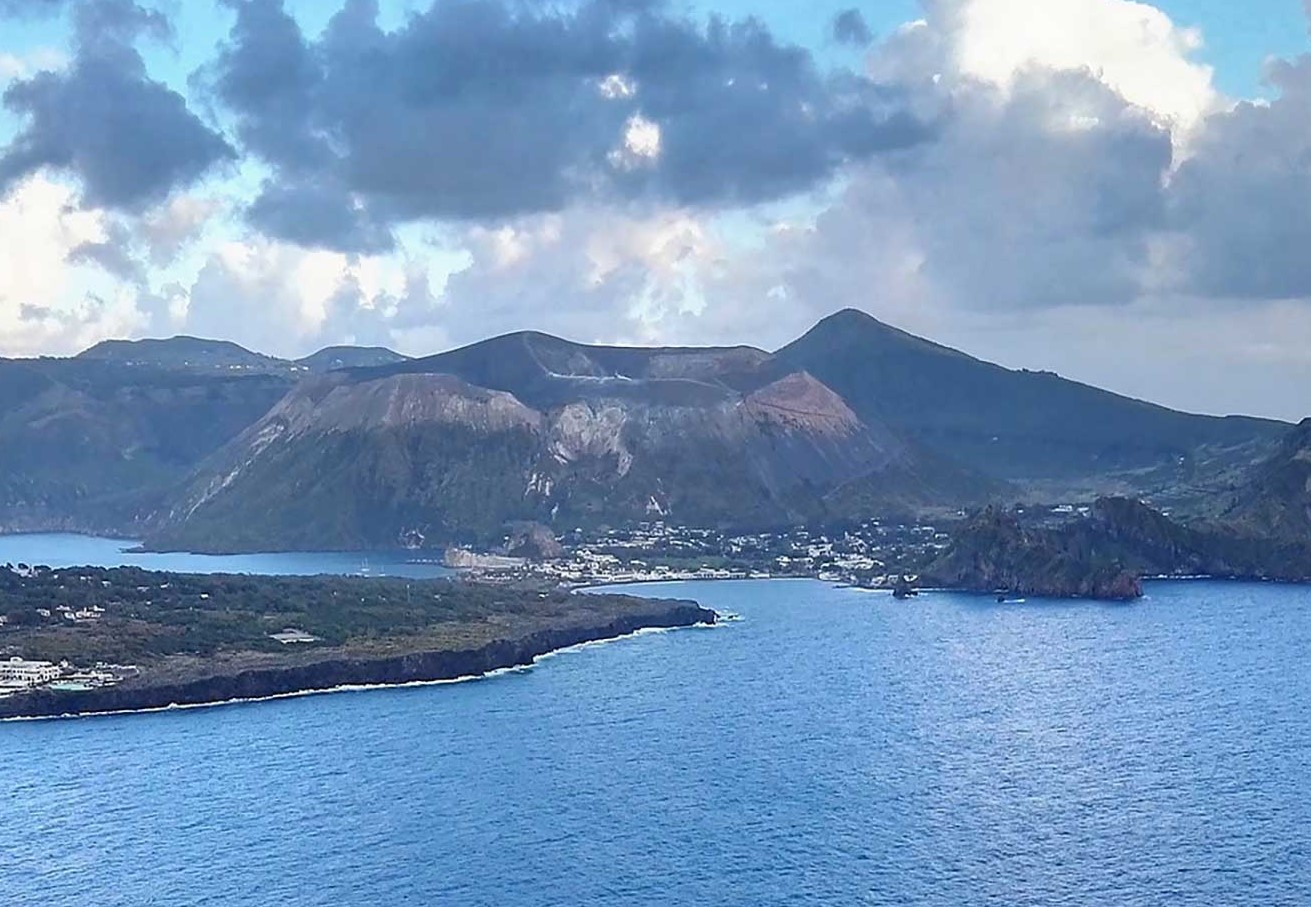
left=450, top=518, right=962, bottom=588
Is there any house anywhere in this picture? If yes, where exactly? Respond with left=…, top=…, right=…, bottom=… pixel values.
left=269, top=628, right=320, bottom=645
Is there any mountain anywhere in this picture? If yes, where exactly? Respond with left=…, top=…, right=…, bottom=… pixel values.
left=1224, top=419, right=1311, bottom=539
left=373, top=330, right=775, bottom=407
left=775, top=309, right=1285, bottom=495
left=147, top=351, right=990, bottom=551
left=77, top=336, right=288, bottom=373
left=1, top=312, right=1296, bottom=549
left=77, top=336, right=410, bottom=375
left=0, top=358, right=293, bottom=534
left=296, top=346, right=410, bottom=372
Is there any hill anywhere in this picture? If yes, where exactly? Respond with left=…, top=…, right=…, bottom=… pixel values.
left=775, top=309, right=1285, bottom=495
left=77, top=336, right=288, bottom=372
left=296, top=346, right=410, bottom=372
left=77, top=336, right=409, bottom=375
left=0, top=358, right=293, bottom=534
left=1224, top=419, right=1311, bottom=539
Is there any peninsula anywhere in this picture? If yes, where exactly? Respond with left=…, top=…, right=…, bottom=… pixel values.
left=0, top=565, right=715, bottom=720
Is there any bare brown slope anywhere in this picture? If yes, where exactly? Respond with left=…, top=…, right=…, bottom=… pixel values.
left=147, top=362, right=984, bottom=551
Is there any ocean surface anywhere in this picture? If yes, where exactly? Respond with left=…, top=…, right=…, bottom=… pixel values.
left=3, top=541, right=1311, bottom=905
left=0, top=533, right=451, bottom=579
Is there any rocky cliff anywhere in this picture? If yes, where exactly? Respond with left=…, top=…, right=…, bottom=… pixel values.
left=928, top=496, right=1311, bottom=601
left=925, top=505, right=1145, bottom=601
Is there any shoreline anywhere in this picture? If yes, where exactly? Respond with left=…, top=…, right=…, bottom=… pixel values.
left=2, top=619, right=721, bottom=723
left=574, top=575, right=816, bottom=592
left=0, top=602, right=717, bottom=722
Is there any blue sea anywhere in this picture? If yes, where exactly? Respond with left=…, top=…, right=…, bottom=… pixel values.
left=3, top=537, right=1310, bottom=905
left=0, top=533, right=451, bottom=579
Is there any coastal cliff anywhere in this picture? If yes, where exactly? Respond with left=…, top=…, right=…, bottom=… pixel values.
left=924, top=505, right=1144, bottom=601
left=925, top=496, right=1311, bottom=601
left=0, top=600, right=714, bottom=720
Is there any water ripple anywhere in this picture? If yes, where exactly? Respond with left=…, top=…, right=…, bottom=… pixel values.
left=3, top=579, right=1310, bottom=906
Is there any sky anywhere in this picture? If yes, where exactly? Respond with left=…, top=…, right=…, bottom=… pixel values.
left=1, top=0, right=1311, bottom=421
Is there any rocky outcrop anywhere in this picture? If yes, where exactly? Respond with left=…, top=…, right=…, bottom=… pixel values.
left=927, top=495, right=1311, bottom=601
left=926, top=506, right=1145, bottom=601
left=441, top=548, right=526, bottom=570
left=0, top=602, right=715, bottom=720
left=504, top=522, right=565, bottom=560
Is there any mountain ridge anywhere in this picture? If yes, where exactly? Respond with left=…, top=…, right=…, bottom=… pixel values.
left=0, top=309, right=1299, bottom=551
left=774, top=308, right=1285, bottom=489
left=75, top=336, right=410, bottom=374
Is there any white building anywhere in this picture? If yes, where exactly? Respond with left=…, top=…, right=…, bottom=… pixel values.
left=269, top=628, right=320, bottom=645
left=0, top=657, right=62, bottom=690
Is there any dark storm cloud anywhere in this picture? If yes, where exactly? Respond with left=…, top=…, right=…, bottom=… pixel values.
left=247, top=178, right=396, bottom=253
left=832, top=9, right=873, bottom=46
left=0, top=0, right=235, bottom=210
left=69, top=219, right=146, bottom=283
left=1165, top=57, right=1311, bottom=300
left=207, top=0, right=931, bottom=251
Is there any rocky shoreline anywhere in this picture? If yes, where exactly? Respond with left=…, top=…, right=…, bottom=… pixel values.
left=0, top=601, right=715, bottom=720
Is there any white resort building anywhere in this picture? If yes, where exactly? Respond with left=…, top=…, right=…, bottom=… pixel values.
left=0, top=656, right=63, bottom=691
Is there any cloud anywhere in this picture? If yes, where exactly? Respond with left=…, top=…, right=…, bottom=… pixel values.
left=171, top=236, right=442, bottom=356
left=138, top=194, right=225, bottom=266
left=1160, top=57, right=1311, bottom=300
left=0, top=174, right=147, bottom=357
left=205, top=0, right=931, bottom=251
left=0, top=48, right=64, bottom=82
left=437, top=206, right=720, bottom=345
left=901, top=0, right=1219, bottom=133
left=0, top=0, right=235, bottom=211
left=413, top=0, right=1209, bottom=344
left=437, top=0, right=1181, bottom=341
left=832, top=9, right=874, bottom=47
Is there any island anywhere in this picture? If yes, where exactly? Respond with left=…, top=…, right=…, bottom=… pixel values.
left=0, top=565, right=715, bottom=720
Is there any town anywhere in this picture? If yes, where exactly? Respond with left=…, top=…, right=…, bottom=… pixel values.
left=449, top=517, right=964, bottom=588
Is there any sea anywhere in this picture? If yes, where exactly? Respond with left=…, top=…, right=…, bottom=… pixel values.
left=2, top=535, right=1310, bottom=906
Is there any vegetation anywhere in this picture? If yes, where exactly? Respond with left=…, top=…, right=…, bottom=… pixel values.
left=0, top=357, right=290, bottom=533
left=925, top=497, right=1311, bottom=600
left=0, top=564, right=672, bottom=666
